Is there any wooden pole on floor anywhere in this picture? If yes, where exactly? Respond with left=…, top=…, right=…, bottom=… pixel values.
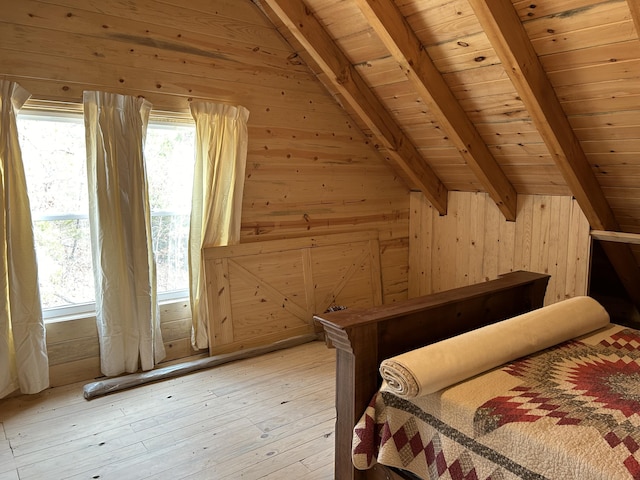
left=83, top=333, right=319, bottom=400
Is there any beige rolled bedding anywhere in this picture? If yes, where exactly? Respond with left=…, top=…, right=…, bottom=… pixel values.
left=379, top=296, right=610, bottom=399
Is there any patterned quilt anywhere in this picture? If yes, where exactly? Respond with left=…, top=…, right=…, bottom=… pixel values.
left=353, top=324, right=640, bottom=479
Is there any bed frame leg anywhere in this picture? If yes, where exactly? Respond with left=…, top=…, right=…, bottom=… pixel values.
left=334, top=326, right=378, bottom=480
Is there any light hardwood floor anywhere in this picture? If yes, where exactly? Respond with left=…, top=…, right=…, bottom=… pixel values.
left=0, top=341, right=336, bottom=480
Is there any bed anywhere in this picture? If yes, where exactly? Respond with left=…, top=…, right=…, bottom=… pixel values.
left=316, top=271, right=640, bottom=479
left=314, top=271, right=557, bottom=480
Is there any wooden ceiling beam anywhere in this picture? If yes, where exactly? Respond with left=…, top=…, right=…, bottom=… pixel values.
left=468, top=0, right=615, bottom=229
left=627, top=0, right=640, bottom=43
left=469, top=0, right=640, bottom=309
left=260, top=0, right=448, bottom=214
left=591, top=230, right=640, bottom=245
left=352, top=0, right=517, bottom=221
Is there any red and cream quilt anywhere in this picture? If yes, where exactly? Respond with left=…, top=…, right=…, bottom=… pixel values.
left=353, top=324, right=640, bottom=479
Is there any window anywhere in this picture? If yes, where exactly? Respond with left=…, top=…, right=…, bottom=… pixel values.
left=19, top=108, right=195, bottom=319
left=145, top=120, right=195, bottom=300
left=19, top=112, right=94, bottom=317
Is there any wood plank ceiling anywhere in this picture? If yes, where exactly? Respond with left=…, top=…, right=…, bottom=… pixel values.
left=255, top=0, right=640, bottom=308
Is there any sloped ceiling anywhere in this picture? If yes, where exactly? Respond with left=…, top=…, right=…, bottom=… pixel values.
left=254, top=0, right=640, bottom=308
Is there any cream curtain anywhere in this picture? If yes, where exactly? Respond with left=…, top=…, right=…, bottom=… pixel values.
left=84, top=91, right=165, bottom=377
left=189, top=102, right=249, bottom=350
left=0, top=80, right=49, bottom=398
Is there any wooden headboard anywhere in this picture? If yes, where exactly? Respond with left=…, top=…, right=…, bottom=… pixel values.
left=314, top=271, right=550, bottom=480
left=202, top=231, right=383, bottom=356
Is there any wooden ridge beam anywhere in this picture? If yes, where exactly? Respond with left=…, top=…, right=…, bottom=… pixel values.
left=468, top=0, right=640, bottom=310
left=353, top=0, right=517, bottom=221
left=259, top=0, right=448, bottom=215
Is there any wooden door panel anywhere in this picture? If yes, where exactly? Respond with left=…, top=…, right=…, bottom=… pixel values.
left=203, top=232, right=383, bottom=355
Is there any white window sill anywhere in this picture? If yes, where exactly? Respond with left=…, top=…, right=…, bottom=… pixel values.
left=43, top=294, right=190, bottom=323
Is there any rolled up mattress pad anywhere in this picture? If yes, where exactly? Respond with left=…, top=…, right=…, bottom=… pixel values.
left=379, top=296, right=610, bottom=399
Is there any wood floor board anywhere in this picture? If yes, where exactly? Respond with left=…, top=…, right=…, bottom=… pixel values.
left=139, top=415, right=259, bottom=454
left=94, top=418, right=266, bottom=480
left=12, top=423, right=138, bottom=472
left=149, top=411, right=335, bottom=479
left=9, top=347, right=332, bottom=456
left=0, top=341, right=336, bottom=479
left=10, top=390, right=238, bottom=460
left=302, top=445, right=335, bottom=473
left=212, top=410, right=336, bottom=469
left=16, top=411, right=252, bottom=477
left=178, top=417, right=336, bottom=480
left=301, top=462, right=335, bottom=480
left=260, top=462, right=313, bottom=479
left=18, top=441, right=150, bottom=480
left=0, top=423, right=16, bottom=478
left=0, top=438, right=16, bottom=477
left=1, top=341, right=326, bottom=432
left=209, top=360, right=335, bottom=403
left=251, top=389, right=335, bottom=434
left=225, top=419, right=336, bottom=480
left=205, top=351, right=334, bottom=397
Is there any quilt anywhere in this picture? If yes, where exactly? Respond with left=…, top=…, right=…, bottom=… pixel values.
left=353, top=324, right=640, bottom=479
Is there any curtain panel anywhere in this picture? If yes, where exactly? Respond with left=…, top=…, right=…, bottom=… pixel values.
left=83, top=91, right=165, bottom=377
left=0, top=80, right=49, bottom=398
left=189, top=102, right=249, bottom=350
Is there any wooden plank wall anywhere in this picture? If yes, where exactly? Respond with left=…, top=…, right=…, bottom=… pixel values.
left=0, top=0, right=410, bottom=260
left=409, top=191, right=591, bottom=305
left=44, top=301, right=196, bottom=387
left=0, top=0, right=410, bottom=385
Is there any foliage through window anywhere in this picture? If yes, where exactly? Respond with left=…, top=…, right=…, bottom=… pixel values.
left=19, top=110, right=195, bottom=319
left=19, top=113, right=93, bottom=316
left=145, top=120, right=195, bottom=298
